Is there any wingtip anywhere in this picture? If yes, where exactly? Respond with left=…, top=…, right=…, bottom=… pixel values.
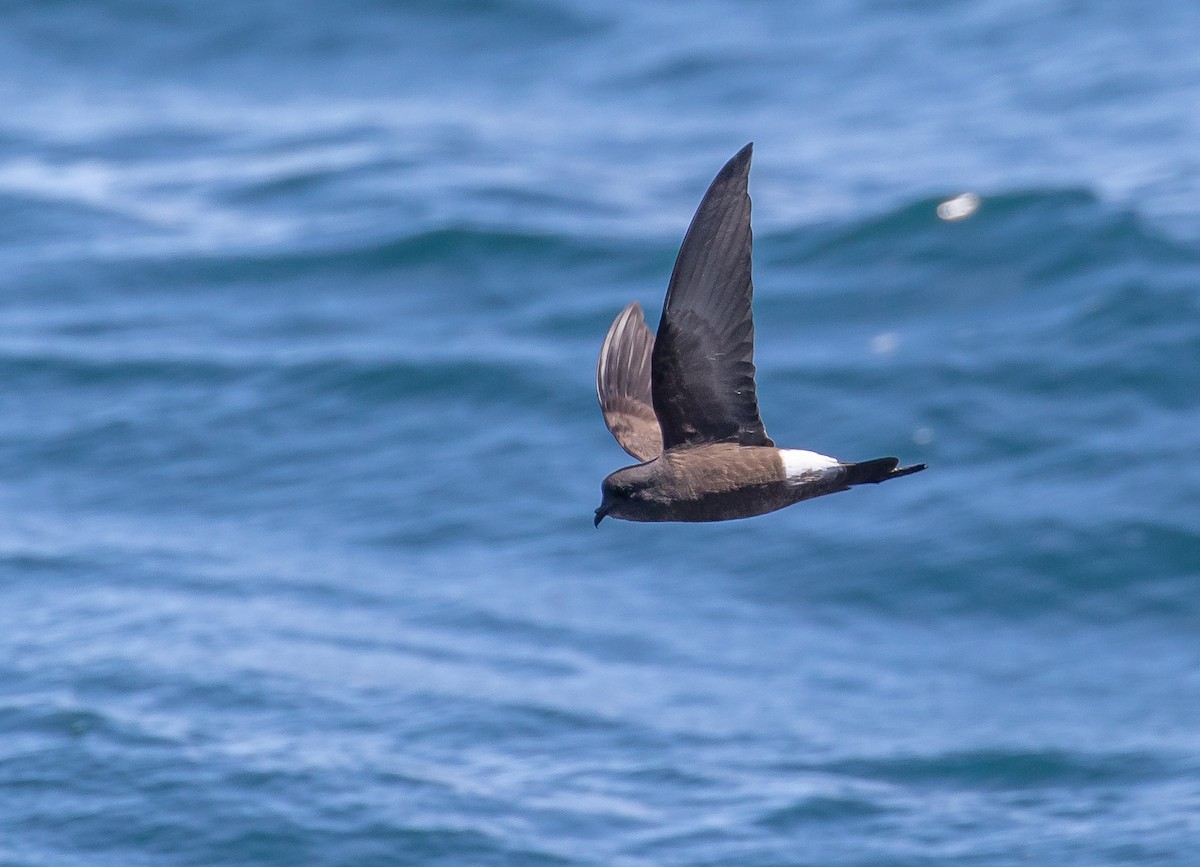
left=725, top=142, right=753, bottom=174
left=705, top=143, right=754, bottom=189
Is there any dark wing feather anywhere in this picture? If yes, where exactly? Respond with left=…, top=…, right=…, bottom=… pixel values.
left=651, top=142, right=773, bottom=450
left=596, top=301, right=662, bottom=461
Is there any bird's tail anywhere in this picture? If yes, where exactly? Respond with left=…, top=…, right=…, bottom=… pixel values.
left=842, top=457, right=926, bottom=486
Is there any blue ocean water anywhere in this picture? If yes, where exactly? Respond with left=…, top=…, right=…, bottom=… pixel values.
left=2, top=1, right=1199, bottom=864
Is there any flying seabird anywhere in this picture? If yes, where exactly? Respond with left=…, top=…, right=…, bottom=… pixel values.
left=594, top=143, right=925, bottom=525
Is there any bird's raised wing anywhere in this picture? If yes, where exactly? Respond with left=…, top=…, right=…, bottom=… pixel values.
left=596, top=301, right=662, bottom=462
left=651, top=143, right=773, bottom=451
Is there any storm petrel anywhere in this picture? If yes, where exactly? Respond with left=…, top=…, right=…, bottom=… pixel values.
left=594, top=143, right=924, bottom=525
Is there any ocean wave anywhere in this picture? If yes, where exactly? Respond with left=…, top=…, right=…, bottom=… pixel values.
left=818, top=747, right=1177, bottom=789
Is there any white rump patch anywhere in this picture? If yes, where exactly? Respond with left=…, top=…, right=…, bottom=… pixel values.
left=937, top=192, right=981, bottom=221
left=779, top=449, right=839, bottom=481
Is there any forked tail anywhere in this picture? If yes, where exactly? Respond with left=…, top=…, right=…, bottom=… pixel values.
left=842, top=457, right=927, bottom=486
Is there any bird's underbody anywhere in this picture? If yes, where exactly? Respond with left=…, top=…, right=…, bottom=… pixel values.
left=594, top=143, right=925, bottom=525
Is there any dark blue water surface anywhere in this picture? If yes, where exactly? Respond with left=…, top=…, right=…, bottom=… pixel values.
left=2, top=2, right=1199, bottom=864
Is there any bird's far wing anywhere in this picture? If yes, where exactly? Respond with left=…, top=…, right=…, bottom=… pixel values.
left=651, top=143, right=774, bottom=450
left=596, top=301, right=663, bottom=462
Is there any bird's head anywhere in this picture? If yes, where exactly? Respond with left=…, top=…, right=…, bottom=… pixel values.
left=594, top=461, right=657, bottom=526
